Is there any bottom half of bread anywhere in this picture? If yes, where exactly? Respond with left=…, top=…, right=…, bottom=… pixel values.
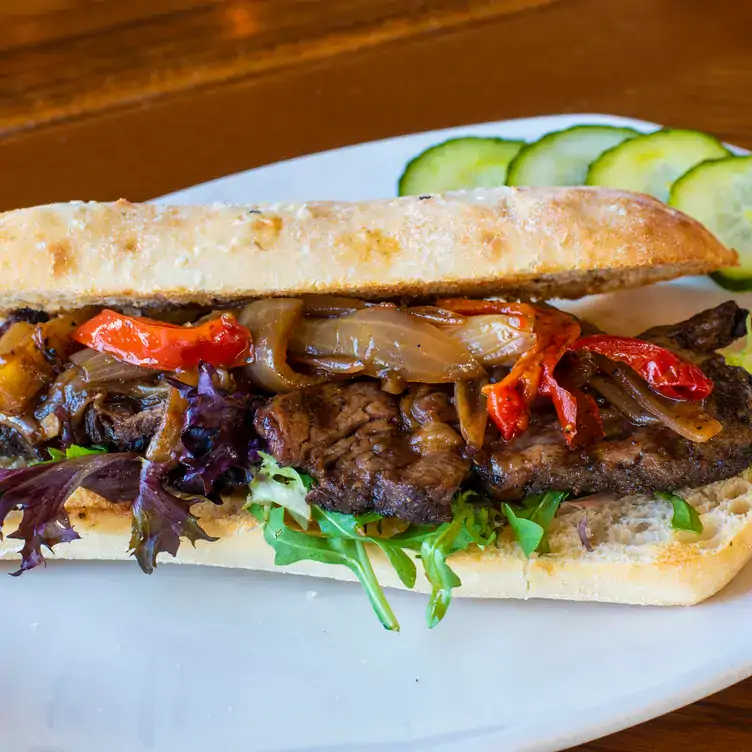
left=2, top=470, right=752, bottom=606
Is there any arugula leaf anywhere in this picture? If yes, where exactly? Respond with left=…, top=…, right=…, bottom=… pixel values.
left=416, top=491, right=497, bottom=628
left=65, top=444, right=107, bottom=458
left=246, top=452, right=313, bottom=529
left=514, top=491, right=568, bottom=554
left=502, top=491, right=568, bottom=556
left=311, top=507, right=417, bottom=589
left=656, top=491, right=704, bottom=534
left=33, top=444, right=107, bottom=465
left=249, top=503, right=401, bottom=631
left=502, top=503, right=544, bottom=557
left=722, top=313, right=752, bottom=373
left=250, top=485, right=499, bottom=630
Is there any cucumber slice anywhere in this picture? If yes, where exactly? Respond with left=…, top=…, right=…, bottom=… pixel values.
left=398, top=137, right=524, bottom=196
left=668, top=155, right=752, bottom=290
left=506, top=125, right=639, bottom=186
left=586, top=129, right=731, bottom=201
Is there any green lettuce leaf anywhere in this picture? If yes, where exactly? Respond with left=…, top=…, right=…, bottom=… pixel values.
left=655, top=491, right=704, bottom=534
left=245, top=451, right=313, bottom=529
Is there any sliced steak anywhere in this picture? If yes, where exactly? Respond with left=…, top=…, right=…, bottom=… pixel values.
left=255, top=382, right=468, bottom=524
left=474, top=302, right=752, bottom=500
left=0, top=423, right=42, bottom=460
left=84, top=396, right=166, bottom=452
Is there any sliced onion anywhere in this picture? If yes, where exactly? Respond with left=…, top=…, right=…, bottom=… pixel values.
left=239, top=299, right=330, bottom=393
left=70, top=348, right=157, bottom=383
left=454, top=378, right=489, bottom=450
left=589, top=375, right=660, bottom=426
left=0, top=322, right=35, bottom=356
left=380, top=373, right=407, bottom=394
left=577, top=518, right=594, bottom=552
left=288, top=307, right=485, bottom=383
left=301, top=295, right=367, bottom=318
left=146, top=386, right=187, bottom=462
left=445, top=314, right=536, bottom=367
left=601, top=358, right=722, bottom=442
left=406, top=306, right=467, bottom=326
left=294, top=355, right=366, bottom=374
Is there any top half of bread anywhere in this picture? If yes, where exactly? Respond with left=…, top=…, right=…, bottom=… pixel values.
left=0, top=187, right=736, bottom=313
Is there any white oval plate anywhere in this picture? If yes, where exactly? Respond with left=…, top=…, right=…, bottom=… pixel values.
left=4, top=115, right=752, bottom=752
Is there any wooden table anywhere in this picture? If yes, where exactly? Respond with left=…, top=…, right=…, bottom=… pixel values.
left=2, top=0, right=752, bottom=747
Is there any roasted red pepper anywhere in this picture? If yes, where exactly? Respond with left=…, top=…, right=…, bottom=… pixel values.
left=440, top=298, right=600, bottom=446
left=570, top=335, right=713, bottom=401
left=73, top=310, right=253, bottom=371
left=539, top=365, right=604, bottom=447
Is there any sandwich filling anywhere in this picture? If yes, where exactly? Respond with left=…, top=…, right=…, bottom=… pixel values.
left=0, top=296, right=749, bottom=628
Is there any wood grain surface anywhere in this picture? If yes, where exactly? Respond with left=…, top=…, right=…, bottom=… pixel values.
left=2, top=1, right=752, bottom=748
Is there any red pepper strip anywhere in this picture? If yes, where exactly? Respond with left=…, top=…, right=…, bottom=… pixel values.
left=439, top=297, right=606, bottom=447
left=540, top=366, right=604, bottom=447
left=73, top=310, right=253, bottom=371
left=534, top=319, right=605, bottom=448
left=438, top=299, right=552, bottom=440
left=570, top=335, right=713, bottom=401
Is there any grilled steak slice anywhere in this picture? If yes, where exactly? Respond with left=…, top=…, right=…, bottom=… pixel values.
left=474, top=302, right=752, bottom=500
left=254, top=382, right=468, bottom=524
left=0, top=423, right=41, bottom=460
left=84, top=396, right=166, bottom=452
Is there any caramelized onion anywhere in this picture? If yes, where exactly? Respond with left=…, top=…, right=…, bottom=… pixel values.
left=288, top=307, right=485, bottom=383
left=0, top=322, right=35, bottom=355
left=600, top=358, right=722, bottom=442
left=146, top=386, right=187, bottom=462
left=301, top=295, right=367, bottom=318
left=380, top=373, right=407, bottom=395
left=406, top=306, right=467, bottom=326
left=589, top=375, right=660, bottom=426
left=445, top=314, right=536, bottom=367
left=239, top=299, right=330, bottom=393
left=294, top=355, right=366, bottom=374
left=71, top=348, right=156, bottom=383
left=454, top=378, right=489, bottom=450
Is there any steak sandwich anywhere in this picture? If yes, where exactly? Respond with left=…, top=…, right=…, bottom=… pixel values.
left=0, top=187, right=750, bottom=630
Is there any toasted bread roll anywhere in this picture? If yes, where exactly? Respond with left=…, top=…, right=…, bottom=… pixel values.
left=0, top=187, right=735, bottom=313
left=2, top=472, right=751, bottom=606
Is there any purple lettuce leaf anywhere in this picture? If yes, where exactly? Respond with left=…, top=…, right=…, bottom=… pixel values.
left=167, top=364, right=257, bottom=501
left=0, top=452, right=218, bottom=576
left=0, top=453, right=137, bottom=575
left=129, top=460, right=217, bottom=574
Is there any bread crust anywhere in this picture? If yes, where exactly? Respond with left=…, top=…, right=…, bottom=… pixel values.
left=0, top=188, right=736, bottom=313
left=2, top=472, right=751, bottom=606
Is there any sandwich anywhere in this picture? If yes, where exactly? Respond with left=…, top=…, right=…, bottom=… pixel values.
left=0, top=187, right=750, bottom=631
